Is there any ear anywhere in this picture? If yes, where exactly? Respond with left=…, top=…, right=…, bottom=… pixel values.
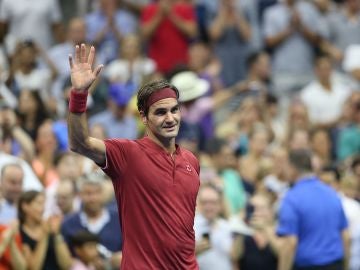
left=140, top=111, right=147, bottom=125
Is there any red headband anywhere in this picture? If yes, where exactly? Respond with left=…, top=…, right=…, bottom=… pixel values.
left=145, top=88, right=177, bottom=110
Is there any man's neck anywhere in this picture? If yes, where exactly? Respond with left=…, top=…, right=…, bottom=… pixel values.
left=319, top=79, right=332, bottom=91
left=295, top=172, right=315, bottom=182
left=146, top=131, right=176, bottom=154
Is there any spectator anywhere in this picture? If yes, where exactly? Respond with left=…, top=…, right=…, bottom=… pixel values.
left=141, top=0, right=197, bottom=74
left=223, top=51, right=272, bottom=121
left=18, top=190, right=73, bottom=270
left=54, top=179, right=78, bottom=217
left=208, top=0, right=252, bottom=86
left=239, top=124, right=271, bottom=192
left=89, top=82, right=138, bottom=139
left=0, top=221, right=26, bottom=270
left=326, top=0, right=360, bottom=57
left=263, top=146, right=290, bottom=199
left=0, top=153, right=42, bottom=192
left=0, top=164, right=24, bottom=225
left=263, top=0, right=320, bottom=96
left=277, top=149, right=350, bottom=270
left=85, top=0, right=138, bottom=64
left=0, top=0, right=62, bottom=51
left=70, top=231, right=101, bottom=270
left=104, top=33, right=156, bottom=87
left=205, top=137, right=247, bottom=215
left=232, top=192, right=278, bottom=270
left=188, top=41, right=224, bottom=94
left=194, top=184, right=233, bottom=270
left=32, top=120, right=59, bottom=187
left=171, top=70, right=244, bottom=144
left=0, top=105, right=35, bottom=163
left=310, top=127, right=333, bottom=169
left=287, top=128, right=311, bottom=153
left=61, top=174, right=122, bottom=270
left=44, top=152, right=83, bottom=218
left=300, top=54, right=352, bottom=127
left=49, top=17, right=87, bottom=116
left=319, top=166, right=360, bottom=270
left=5, top=40, right=58, bottom=106
left=17, top=90, right=50, bottom=140
left=337, top=99, right=360, bottom=161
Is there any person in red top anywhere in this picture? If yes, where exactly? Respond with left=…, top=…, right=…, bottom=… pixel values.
left=67, top=44, right=200, bottom=269
left=141, top=0, right=197, bottom=74
left=0, top=223, right=26, bottom=270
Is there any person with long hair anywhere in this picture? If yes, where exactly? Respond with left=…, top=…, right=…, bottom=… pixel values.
left=18, top=190, right=72, bottom=270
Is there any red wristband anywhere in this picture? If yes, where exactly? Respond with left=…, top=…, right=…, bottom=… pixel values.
left=69, top=89, right=88, bottom=113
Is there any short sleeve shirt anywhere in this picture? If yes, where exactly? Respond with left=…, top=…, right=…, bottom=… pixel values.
left=102, top=136, right=200, bottom=270
left=277, top=177, right=348, bottom=267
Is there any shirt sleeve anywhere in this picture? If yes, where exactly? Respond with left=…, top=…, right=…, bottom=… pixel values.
left=263, top=8, right=280, bottom=38
left=101, top=139, right=129, bottom=180
left=276, top=196, right=299, bottom=236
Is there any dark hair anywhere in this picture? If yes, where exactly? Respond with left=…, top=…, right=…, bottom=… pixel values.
left=70, top=230, right=99, bottom=247
left=246, top=51, right=266, bottom=70
left=205, top=137, right=227, bottom=155
left=321, top=165, right=341, bottom=182
left=136, top=80, right=179, bottom=115
left=289, top=149, right=313, bottom=173
left=18, top=190, right=42, bottom=225
left=314, top=52, right=332, bottom=66
left=18, top=90, right=50, bottom=139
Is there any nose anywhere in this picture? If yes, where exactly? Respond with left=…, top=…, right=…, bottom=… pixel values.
left=165, top=111, right=175, bottom=122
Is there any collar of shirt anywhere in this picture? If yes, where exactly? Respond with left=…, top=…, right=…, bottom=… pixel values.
left=141, top=136, right=181, bottom=156
left=79, top=208, right=110, bottom=234
left=294, top=174, right=318, bottom=186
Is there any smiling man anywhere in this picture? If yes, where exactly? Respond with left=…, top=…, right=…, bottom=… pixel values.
left=67, top=44, right=200, bottom=269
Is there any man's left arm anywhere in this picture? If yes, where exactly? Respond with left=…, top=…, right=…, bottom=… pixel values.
left=278, top=236, right=298, bottom=270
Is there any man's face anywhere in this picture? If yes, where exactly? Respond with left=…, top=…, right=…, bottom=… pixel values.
left=1, top=165, right=24, bottom=203
left=198, top=187, right=221, bottom=222
left=56, top=181, right=75, bottom=215
left=144, top=98, right=180, bottom=141
left=315, top=57, right=333, bottom=82
left=80, top=184, right=103, bottom=216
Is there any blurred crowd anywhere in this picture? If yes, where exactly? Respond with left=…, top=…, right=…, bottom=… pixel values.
left=0, top=0, right=360, bottom=269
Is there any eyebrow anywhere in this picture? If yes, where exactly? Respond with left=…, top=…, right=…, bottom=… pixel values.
left=154, top=104, right=179, bottom=112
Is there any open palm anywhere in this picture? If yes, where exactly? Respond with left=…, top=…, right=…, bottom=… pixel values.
left=69, top=44, right=103, bottom=92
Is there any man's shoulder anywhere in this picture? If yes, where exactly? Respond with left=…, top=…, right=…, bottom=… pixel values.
left=180, top=147, right=198, bottom=162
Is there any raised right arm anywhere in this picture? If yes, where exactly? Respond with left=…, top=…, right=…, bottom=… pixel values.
left=67, top=44, right=106, bottom=165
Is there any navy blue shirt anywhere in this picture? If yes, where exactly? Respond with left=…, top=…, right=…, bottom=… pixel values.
left=61, top=209, right=122, bottom=253
left=277, top=176, right=348, bottom=267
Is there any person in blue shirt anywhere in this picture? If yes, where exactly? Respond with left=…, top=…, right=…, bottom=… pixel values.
left=276, top=149, right=350, bottom=270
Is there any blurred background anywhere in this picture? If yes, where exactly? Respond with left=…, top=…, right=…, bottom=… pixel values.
left=0, top=0, right=360, bottom=269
